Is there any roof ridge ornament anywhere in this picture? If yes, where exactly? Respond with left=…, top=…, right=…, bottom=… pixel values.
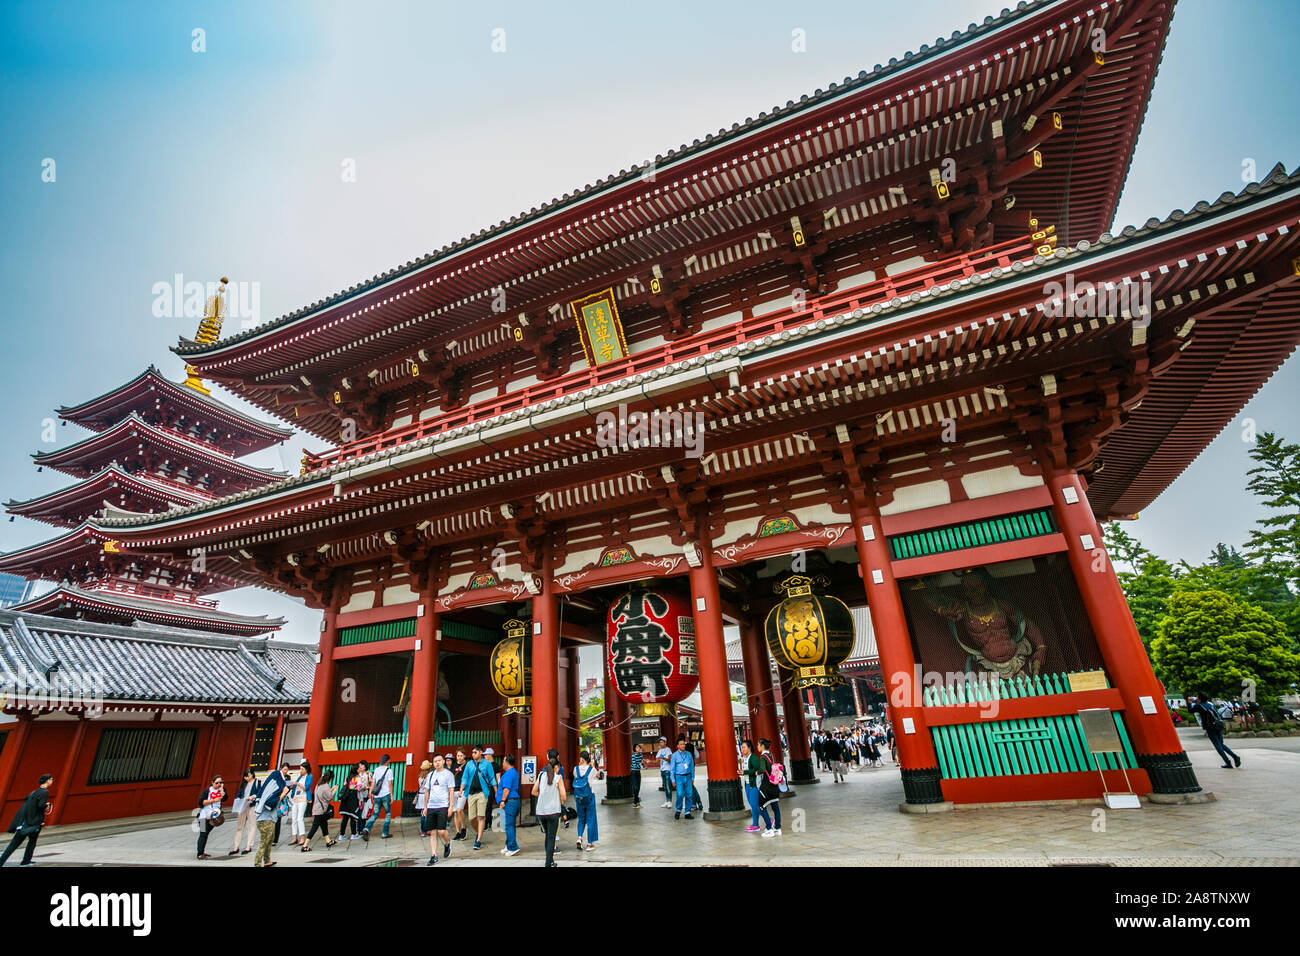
left=184, top=277, right=228, bottom=395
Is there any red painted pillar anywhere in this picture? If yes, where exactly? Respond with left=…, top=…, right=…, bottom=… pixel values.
left=1041, top=459, right=1201, bottom=794
left=602, top=648, right=633, bottom=802
left=778, top=667, right=818, bottom=784
left=407, top=590, right=439, bottom=773
left=564, top=647, right=581, bottom=773
left=50, top=715, right=88, bottom=825
left=530, top=547, right=560, bottom=771
left=847, top=488, right=944, bottom=804
left=271, top=713, right=285, bottom=769
left=240, top=716, right=257, bottom=772
left=303, top=601, right=341, bottom=774
left=687, top=544, right=745, bottom=817
left=738, top=618, right=782, bottom=765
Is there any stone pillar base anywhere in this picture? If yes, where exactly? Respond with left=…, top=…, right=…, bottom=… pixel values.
left=706, top=778, right=745, bottom=816
left=603, top=773, right=633, bottom=801
left=703, top=808, right=751, bottom=822
left=789, top=757, right=819, bottom=785
left=901, top=766, right=945, bottom=804
left=1136, top=751, right=1203, bottom=795
left=1147, top=790, right=1217, bottom=805
left=899, top=800, right=955, bottom=814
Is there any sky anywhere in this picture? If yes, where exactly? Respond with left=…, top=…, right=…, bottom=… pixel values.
left=2, top=0, right=1298, bottom=674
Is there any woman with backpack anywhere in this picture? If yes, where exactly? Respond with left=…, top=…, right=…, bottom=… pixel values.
left=534, top=748, right=567, bottom=867
left=304, top=769, right=338, bottom=849
left=755, top=738, right=783, bottom=839
left=338, top=768, right=362, bottom=840
left=571, top=750, right=599, bottom=851
left=740, top=739, right=772, bottom=834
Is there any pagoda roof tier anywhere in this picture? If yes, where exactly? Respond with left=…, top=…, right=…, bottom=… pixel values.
left=56, top=365, right=292, bottom=454
left=0, top=523, right=245, bottom=593
left=174, top=0, right=1174, bottom=440
left=10, top=583, right=284, bottom=637
left=96, top=165, right=1300, bottom=553
left=0, top=609, right=308, bottom=711
left=5, top=464, right=212, bottom=527
left=31, top=412, right=288, bottom=490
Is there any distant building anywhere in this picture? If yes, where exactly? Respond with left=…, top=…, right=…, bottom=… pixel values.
left=0, top=573, right=33, bottom=609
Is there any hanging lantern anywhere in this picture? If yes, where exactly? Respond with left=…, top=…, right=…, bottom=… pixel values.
left=607, top=589, right=699, bottom=717
left=490, top=618, right=531, bottom=715
left=763, top=574, right=854, bottom=688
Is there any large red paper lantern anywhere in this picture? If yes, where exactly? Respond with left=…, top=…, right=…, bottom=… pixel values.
left=607, top=589, right=699, bottom=716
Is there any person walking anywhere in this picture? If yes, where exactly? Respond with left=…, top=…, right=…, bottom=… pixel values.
left=756, top=739, right=784, bottom=839
left=451, top=750, right=469, bottom=839
left=824, top=733, right=844, bottom=783
left=571, top=750, right=599, bottom=851
left=457, top=745, right=497, bottom=851
left=812, top=732, right=825, bottom=771
left=496, top=754, right=521, bottom=858
left=0, top=774, right=54, bottom=867
left=363, top=754, right=395, bottom=840
left=421, top=753, right=457, bottom=865
left=338, top=767, right=362, bottom=841
left=227, top=768, right=261, bottom=856
left=670, top=737, right=695, bottom=820
left=304, top=769, right=337, bottom=849
left=685, top=740, right=704, bottom=812
left=1191, top=692, right=1242, bottom=769
left=196, top=774, right=225, bottom=860
left=741, top=740, right=771, bottom=834
left=534, top=749, right=567, bottom=867
left=629, top=746, right=643, bottom=809
left=253, top=761, right=290, bottom=867
left=655, top=737, right=673, bottom=808
left=288, top=761, right=311, bottom=847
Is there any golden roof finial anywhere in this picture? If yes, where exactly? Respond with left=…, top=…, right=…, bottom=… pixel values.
left=183, top=277, right=229, bottom=394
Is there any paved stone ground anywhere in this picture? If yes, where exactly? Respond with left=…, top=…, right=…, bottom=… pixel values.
left=21, top=730, right=1300, bottom=867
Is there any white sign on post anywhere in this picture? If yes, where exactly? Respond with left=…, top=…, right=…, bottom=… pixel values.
left=521, top=755, right=537, bottom=785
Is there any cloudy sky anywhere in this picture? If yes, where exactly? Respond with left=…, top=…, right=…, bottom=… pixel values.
left=2, top=0, right=1297, bottom=668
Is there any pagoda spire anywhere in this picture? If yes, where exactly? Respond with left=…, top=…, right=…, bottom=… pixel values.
left=183, top=276, right=228, bottom=395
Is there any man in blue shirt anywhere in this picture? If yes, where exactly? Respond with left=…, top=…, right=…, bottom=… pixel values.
left=669, top=737, right=695, bottom=819
left=253, top=761, right=290, bottom=867
left=496, top=755, right=521, bottom=857
left=656, top=737, right=673, bottom=808
left=457, top=746, right=497, bottom=850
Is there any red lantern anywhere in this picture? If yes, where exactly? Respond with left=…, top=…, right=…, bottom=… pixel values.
left=607, top=589, right=699, bottom=716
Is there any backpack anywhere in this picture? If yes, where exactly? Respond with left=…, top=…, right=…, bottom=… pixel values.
left=763, top=754, right=788, bottom=793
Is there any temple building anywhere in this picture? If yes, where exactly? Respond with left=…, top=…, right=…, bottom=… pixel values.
left=0, top=298, right=311, bottom=825
left=0, top=363, right=290, bottom=636
left=95, top=0, right=1300, bottom=813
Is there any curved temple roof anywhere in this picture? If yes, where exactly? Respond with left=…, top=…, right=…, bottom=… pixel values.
left=0, top=609, right=310, bottom=709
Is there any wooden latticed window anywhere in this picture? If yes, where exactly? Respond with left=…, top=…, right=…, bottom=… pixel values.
left=87, top=728, right=198, bottom=786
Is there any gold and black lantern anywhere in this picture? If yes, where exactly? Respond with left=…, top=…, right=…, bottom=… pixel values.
left=763, top=574, right=854, bottom=688
left=490, top=618, right=532, bottom=715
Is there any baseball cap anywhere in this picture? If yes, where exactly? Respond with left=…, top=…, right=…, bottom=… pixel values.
left=483, top=747, right=495, bottom=755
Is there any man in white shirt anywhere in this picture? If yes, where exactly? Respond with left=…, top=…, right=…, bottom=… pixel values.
left=420, top=753, right=457, bottom=866
left=656, top=738, right=674, bottom=808
left=363, top=754, right=395, bottom=840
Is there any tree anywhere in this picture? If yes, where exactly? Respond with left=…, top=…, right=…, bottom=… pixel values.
left=1103, top=522, right=1177, bottom=649
left=1150, top=589, right=1300, bottom=709
left=1175, top=545, right=1300, bottom=642
left=579, top=693, right=604, bottom=750
left=1244, top=431, right=1300, bottom=589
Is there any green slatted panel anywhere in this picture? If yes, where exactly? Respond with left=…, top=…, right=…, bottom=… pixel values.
left=338, top=618, right=418, bottom=647
left=440, top=620, right=500, bottom=644
left=321, top=763, right=407, bottom=797
left=334, top=732, right=407, bottom=751
left=929, top=712, right=1137, bottom=779
left=890, top=508, right=1059, bottom=560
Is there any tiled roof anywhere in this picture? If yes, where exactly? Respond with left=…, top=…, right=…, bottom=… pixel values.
left=13, top=584, right=286, bottom=634
left=98, top=163, right=1300, bottom=536
left=56, top=365, right=293, bottom=440
left=0, top=608, right=314, bottom=707
left=174, top=0, right=1085, bottom=358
